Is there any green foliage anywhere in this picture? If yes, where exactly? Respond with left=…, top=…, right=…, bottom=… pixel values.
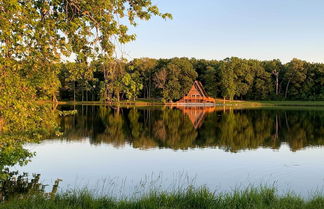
left=201, top=66, right=220, bottom=98
left=122, top=72, right=143, bottom=101
left=128, top=58, right=158, bottom=98
left=153, top=58, right=198, bottom=102
left=0, top=69, right=60, bottom=178
left=59, top=62, right=97, bottom=101
left=284, top=59, right=308, bottom=99
left=0, top=0, right=171, bottom=103
left=219, top=60, right=236, bottom=100
left=0, top=170, right=61, bottom=201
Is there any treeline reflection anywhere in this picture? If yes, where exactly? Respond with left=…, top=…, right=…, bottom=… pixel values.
left=58, top=106, right=324, bottom=152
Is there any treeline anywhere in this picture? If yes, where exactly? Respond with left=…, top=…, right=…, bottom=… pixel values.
left=58, top=57, right=324, bottom=102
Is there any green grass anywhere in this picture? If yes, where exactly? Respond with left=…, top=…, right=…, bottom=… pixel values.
left=2, top=187, right=324, bottom=209
left=252, top=100, right=324, bottom=106
left=214, top=100, right=324, bottom=107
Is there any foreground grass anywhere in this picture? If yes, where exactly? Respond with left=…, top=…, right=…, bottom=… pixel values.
left=2, top=187, right=324, bottom=209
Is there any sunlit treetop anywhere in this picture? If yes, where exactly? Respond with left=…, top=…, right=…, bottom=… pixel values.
left=0, top=0, right=172, bottom=63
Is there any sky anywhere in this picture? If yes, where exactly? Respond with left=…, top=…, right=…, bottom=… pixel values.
left=122, top=0, right=324, bottom=63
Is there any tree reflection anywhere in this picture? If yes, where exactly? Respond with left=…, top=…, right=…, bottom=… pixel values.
left=58, top=106, right=324, bottom=152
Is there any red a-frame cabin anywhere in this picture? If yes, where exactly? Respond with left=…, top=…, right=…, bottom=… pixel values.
left=176, top=81, right=215, bottom=104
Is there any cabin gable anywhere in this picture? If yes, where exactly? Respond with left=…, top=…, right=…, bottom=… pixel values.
left=176, top=81, right=215, bottom=104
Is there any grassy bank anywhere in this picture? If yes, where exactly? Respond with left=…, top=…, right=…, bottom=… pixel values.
left=250, top=100, right=324, bottom=106
left=213, top=100, right=324, bottom=107
left=2, top=187, right=324, bottom=209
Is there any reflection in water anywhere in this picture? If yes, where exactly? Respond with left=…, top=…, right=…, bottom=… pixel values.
left=177, top=106, right=216, bottom=129
left=58, top=106, right=324, bottom=152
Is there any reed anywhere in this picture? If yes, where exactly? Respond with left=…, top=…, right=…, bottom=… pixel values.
left=1, top=186, right=324, bottom=209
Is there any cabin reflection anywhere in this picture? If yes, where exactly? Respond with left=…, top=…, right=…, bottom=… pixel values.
left=176, top=106, right=216, bottom=129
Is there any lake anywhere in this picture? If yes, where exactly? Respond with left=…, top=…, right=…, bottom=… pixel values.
left=14, top=105, right=324, bottom=198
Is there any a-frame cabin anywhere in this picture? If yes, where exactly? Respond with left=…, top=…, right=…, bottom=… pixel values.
left=176, top=81, right=215, bottom=104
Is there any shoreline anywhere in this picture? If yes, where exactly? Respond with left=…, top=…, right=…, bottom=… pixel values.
left=43, top=100, right=324, bottom=107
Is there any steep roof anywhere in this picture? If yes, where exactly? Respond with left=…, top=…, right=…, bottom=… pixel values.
left=194, top=81, right=208, bottom=97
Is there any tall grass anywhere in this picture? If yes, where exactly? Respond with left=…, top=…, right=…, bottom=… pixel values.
left=2, top=186, right=324, bottom=209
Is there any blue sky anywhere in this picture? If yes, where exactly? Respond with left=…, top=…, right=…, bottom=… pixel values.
left=123, top=0, right=324, bottom=63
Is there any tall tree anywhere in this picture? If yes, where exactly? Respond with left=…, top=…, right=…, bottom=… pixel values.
left=263, top=59, right=283, bottom=97
left=128, top=58, right=158, bottom=98
left=219, top=59, right=236, bottom=100
left=0, top=0, right=171, bottom=103
left=284, top=59, right=307, bottom=99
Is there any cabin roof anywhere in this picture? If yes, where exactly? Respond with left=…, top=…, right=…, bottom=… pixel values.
left=192, top=81, right=208, bottom=97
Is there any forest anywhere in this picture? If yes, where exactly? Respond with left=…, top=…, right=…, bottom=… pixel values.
left=58, top=57, right=324, bottom=102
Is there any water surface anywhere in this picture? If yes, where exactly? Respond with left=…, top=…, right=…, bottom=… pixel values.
left=15, top=106, right=324, bottom=197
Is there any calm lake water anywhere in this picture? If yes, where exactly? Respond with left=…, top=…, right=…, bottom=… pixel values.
left=15, top=105, right=324, bottom=197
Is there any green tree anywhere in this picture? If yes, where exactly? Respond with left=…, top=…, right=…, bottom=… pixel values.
left=263, top=59, right=283, bottom=97
left=122, top=72, right=143, bottom=101
left=128, top=58, right=158, bottom=98
left=154, top=58, right=197, bottom=102
left=219, top=59, right=236, bottom=100
left=0, top=0, right=171, bottom=104
left=248, top=60, right=273, bottom=100
left=284, top=59, right=307, bottom=99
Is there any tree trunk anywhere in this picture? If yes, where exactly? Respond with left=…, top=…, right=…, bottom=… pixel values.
left=149, top=75, right=151, bottom=98
left=275, top=114, right=279, bottom=139
left=73, top=81, right=76, bottom=102
left=285, top=79, right=291, bottom=99
left=117, top=90, right=120, bottom=102
left=81, top=88, right=84, bottom=102
left=275, top=72, right=279, bottom=95
left=103, top=65, right=108, bottom=102
left=147, top=86, right=149, bottom=99
left=285, top=112, right=290, bottom=130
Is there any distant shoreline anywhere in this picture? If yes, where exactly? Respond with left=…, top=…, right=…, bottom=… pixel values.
left=51, top=100, right=324, bottom=107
